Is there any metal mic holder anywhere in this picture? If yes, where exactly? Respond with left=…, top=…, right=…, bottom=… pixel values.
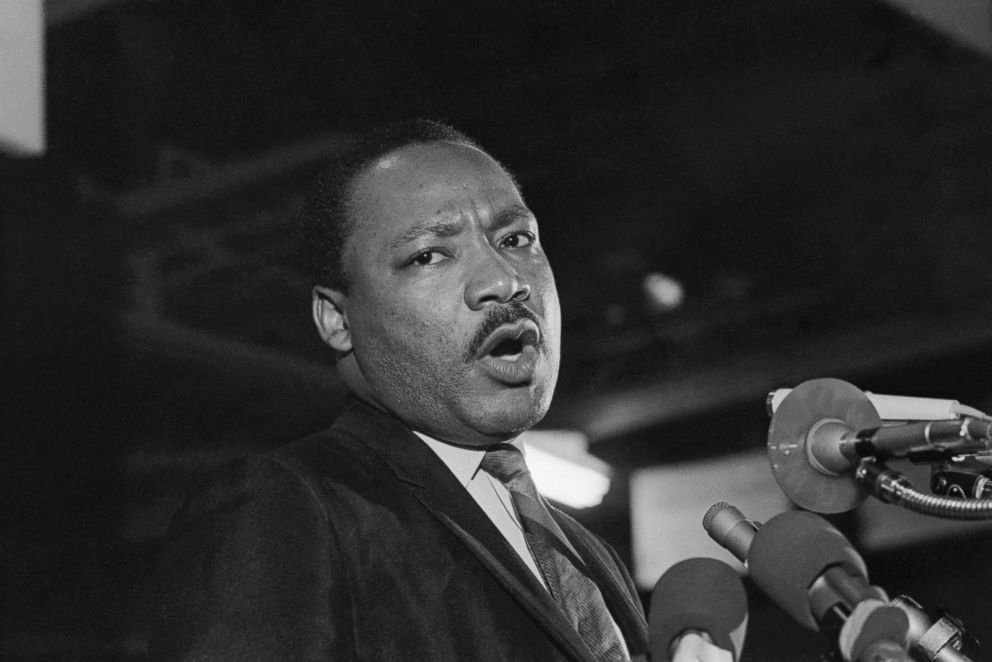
left=931, top=465, right=992, bottom=500
left=855, top=460, right=992, bottom=520
left=892, top=596, right=975, bottom=662
left=768, top=379, right=992, bottom=517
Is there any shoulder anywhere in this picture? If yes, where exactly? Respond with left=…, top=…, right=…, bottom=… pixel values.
left=152, top=435, right=364, bottom=661
left=262, top=397, right=417, bottom=490
left=163, top=453, right=328, bottom=557
left=173, top=424, right=387, bottom=529
left=158, top=422, right=393, bottom=576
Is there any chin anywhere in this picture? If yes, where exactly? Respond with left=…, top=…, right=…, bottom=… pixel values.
left=473, top=384, right=554, bottom=438
left=474, top=413, right=544, bottom=441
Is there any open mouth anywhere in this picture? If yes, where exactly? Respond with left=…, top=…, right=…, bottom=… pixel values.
left=475, top=322, right=539, bottom=360
left=475, top=322, right=541, bottom=385
left=489, top=337, right=525, bottom=359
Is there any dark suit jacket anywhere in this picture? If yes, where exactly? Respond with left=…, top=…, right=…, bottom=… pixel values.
left=151, top=398, right=648, bottom=661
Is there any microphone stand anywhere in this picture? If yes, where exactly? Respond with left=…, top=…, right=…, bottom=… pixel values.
left=767, top=378, right=992, bottom=518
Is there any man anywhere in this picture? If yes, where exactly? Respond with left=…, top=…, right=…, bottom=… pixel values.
left=152, top=121, right=726, bottom=661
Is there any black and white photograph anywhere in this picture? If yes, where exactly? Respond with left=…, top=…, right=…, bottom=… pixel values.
left=5, top=1, right=992, bottom=660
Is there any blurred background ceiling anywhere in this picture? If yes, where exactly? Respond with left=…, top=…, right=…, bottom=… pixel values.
left=5, top=1, right=992, bottom=660
left=38, top=0, right=992, bottom=446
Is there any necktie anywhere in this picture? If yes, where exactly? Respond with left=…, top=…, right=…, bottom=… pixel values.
left=481, top=444, right=627, bottom=662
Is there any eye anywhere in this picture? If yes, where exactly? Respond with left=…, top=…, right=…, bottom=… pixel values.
left=409, top=249, right=447, bottom=267
left=499, top=231, right=535, bottom=249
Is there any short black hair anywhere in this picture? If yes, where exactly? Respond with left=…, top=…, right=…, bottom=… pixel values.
left=299, top=119, right=482, bottom=292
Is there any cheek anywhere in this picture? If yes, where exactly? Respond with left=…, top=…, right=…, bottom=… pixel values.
left=357, top=288, right=458, bottom=357
left=536, top=277, right=562, bottom=332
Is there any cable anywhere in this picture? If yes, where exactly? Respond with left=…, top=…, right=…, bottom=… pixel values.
left=857, top=461, right=992, bottom=520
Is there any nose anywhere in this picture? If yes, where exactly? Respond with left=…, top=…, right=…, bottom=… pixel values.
left=464, top=248, right=531, bottom=310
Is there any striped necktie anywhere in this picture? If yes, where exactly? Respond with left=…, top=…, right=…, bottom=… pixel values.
left=481, top=443, right=627, bottom=662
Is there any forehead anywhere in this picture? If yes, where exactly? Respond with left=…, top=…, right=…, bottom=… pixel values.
left=346, top=141, right=523, bottom=236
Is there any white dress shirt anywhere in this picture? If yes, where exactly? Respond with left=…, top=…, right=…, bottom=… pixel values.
left=414, top=431, right=630, bottom=659
left=414, top=432, right=547, bottom=585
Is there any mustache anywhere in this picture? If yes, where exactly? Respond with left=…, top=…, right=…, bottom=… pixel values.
left=466, top=303, right=542, bottom=361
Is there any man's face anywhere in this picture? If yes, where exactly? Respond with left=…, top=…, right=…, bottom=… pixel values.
left=327, top=141, right=561, bottom=446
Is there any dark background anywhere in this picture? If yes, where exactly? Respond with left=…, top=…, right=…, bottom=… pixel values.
left=5, top=1, right=992, bottom=660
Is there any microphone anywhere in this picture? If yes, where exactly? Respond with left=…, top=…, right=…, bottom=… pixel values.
left=766, top=378, right=992, bottom=513
left=649, top=557, right=747, bottom=662
left=703, top=502, right=910, bottom=662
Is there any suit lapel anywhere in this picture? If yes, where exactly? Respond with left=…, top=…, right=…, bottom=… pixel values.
left=430, top=510, right=601, bottom=662
left=553, top=509, right=649, bottom=655
left=334, top=401, right=601, bottom=662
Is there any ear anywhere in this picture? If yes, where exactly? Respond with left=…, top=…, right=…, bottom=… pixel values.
left=312, top=286, right=352, bottom=352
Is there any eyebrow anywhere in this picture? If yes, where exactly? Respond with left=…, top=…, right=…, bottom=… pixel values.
left=388, top=204, right=535, bottom=252
left=491, top=204, right=536, bottom=231
left=388, top=217, right=465, bottom=252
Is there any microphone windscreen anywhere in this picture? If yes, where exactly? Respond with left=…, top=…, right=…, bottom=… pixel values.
left=649, top=557, right=747, bottom=662
left=747, top=510, right=868, bottom=630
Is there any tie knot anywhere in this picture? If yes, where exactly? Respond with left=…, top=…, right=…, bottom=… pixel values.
left=480, top=443, right=530, bottom=485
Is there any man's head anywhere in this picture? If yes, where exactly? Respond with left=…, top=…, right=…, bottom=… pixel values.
left=302, top=120, right=561, bottom=446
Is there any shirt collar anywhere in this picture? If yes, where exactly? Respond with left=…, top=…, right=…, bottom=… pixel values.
left=413, top=431, right=524, bottom=488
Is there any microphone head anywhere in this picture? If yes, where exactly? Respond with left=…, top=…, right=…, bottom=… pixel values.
left=702, top=501, right=757, bottom=564
left=747, top=510, right=868, bottom=630
left=649, top=557, right=748, bottom=662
